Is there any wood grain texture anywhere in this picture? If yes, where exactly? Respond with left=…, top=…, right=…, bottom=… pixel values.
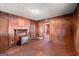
left=36, top=14, right=76, bottom=54
left=9, top=15, right=31, bottom=47
left=0, top=12, right=9, bottom=51
left=37, top=14, right=74, bottom=44
left=0, top=4, right=78, bottom=55
left=49, top=14, right=73, bottom=45
left=1, top=39, right=78, bottom=56
left=73, top=4, right=79, bottom=53
left=0, top=11, right=36, bottom=52
left=30, top=21, right=37, bottom=39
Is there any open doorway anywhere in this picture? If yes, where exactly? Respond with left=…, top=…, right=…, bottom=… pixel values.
left=43, top=22, right=50, bottom=42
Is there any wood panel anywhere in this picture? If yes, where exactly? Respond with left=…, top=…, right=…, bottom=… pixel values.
left=0, top=12, right=9, bottom=51
left=0, top=11, right=36, bottom=51
left=9, top=16, right=32, bottom=47
left=30, top=21, right=37, bottom=39
left=49, top=14, right=73, bottom=45
left=73, top=4, right=79, bottom=53
left=37, top=14, right=75, bottom=50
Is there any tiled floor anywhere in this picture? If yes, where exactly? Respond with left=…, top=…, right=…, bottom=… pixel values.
left=1, top=39, right=79, bottom=56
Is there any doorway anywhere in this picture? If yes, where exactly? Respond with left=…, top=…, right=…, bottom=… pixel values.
left=43, top=22, right=50, bottom=42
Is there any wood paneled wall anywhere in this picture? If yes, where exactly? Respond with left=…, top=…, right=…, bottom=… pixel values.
left=0, top=12, right=9, bottom=51
left=36, top=21, right=44, bottom=39
left=36, top=14, right=78, bottom=54
left=9, top=15, right=32, bottom=47
left=30, top=21, right=37, bottom=39
left=37, top=14, right=74, bottom=47
left=0, top=11, right=36, bottom=51
left=36, top=20, right=50, bottom=39
left=73, top=4, right=79, bottom=53
left=49, top=14, right=74, bottom=46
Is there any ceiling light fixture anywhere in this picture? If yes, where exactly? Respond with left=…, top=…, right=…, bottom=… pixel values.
left=29, top=8, right=39, bottom=15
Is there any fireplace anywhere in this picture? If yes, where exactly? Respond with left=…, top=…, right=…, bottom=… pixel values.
left=14, top=29, right=29, bottom=45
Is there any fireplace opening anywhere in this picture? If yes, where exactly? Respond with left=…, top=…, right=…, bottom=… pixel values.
left=14, top=29, right=29, bottom=45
